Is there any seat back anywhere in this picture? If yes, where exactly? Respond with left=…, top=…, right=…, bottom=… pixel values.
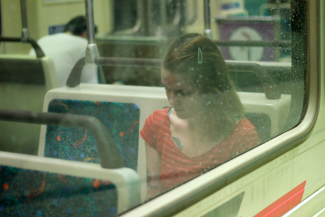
left=0, top=55, right=59, bottom=155
left=0, top=151, right=140, bottom=215
left=238, top=91, right=291, bottom=142
left=44, top=99, right=140, bottom=170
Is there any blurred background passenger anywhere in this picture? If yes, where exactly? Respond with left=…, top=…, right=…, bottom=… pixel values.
left=29, top=15, right=99, bottom=86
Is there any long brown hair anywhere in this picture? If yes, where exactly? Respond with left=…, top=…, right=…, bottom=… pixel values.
left=163, top=33, right=245, bottom=138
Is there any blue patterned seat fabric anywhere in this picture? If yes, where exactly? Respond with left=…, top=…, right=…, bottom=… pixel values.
left=45, top=99, right=140, bottom=170
left=0, top=165, right=117, bottom=216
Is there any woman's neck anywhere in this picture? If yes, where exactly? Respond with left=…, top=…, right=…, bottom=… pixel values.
left=171, top=109, right=223, bottom=147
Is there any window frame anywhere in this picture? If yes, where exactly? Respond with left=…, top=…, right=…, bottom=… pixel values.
left=121, top=0, right=321, bottom=216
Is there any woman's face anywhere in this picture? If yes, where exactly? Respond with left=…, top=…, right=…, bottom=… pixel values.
left=161, top=68, right=207, bottom=119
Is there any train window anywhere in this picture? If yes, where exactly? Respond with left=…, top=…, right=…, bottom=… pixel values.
left=132, top=0, right=305, bottom=204
left=124, top=0, right=310, bottom=215
left=0, top=0, right=309, bottom=215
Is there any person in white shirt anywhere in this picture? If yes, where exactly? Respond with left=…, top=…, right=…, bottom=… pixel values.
left=30, top=15, right=99, bottom=86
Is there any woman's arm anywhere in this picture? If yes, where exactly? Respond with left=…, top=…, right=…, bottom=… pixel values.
left=146, top=142, right=164, bottom=200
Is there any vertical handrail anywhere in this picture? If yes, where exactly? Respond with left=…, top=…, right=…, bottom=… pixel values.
left=85, top=0, right=95, bottom=44
left=112, top=0, right=145, bottom=35
left=67, top=0, right=99, bottom=86
left=20, top=0, right=29, bottom=41
left=172, top=0, right=182, bottom=25
left=160, top=0, right=167, bottom=34
left=84, top=0, right=99, bottom=65
left=187, top=0, right=198, bottom=25
left=0, top=1, right=44, bottom=57
left=134, top=0, right=145, bottom=35
left=203, top=0, right=212, bottom=39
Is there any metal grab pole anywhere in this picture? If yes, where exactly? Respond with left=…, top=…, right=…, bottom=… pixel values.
left=160, top=0, right=167, bottom=34
left=203, top=0, right=212, bottom=39
left=84, top=0, right=99, bottom=65
left=66, top=56, right=283, bottom=100
left=0, top=37, right=45, bottom=57
left=85, top=0, right=95, bottom=44
left=187, top=0, right=198, bottom=25
left=20, top=0, right=29, bottom=41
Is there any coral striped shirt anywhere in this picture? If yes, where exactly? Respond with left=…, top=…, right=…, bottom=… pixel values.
left=140, top=108, right=259, bottom=190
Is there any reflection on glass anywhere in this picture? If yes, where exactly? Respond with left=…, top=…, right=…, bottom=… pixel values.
left=1, top=0, right=302, bottom=214
left=141, top=33, right=260, bottom=199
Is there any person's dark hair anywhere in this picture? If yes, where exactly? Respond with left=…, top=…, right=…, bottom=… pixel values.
left=163, top=33, right=245, bottom=137
left=64, top=15, right=98, bottom=36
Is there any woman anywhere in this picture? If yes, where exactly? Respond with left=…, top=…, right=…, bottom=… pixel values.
left=140, top=33, right=259, bottom=199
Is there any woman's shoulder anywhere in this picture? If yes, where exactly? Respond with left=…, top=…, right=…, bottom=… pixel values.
left=236, top=118, right=257, bottom=132
left=227, top=118, right=260, bottom=156
left=144, top=107, right=170, bottom=126
left=149, top=107, right=170, bottom=119
left=141, top=107, right=171, bottom=146
left=228, top=118, right=259, bottom=140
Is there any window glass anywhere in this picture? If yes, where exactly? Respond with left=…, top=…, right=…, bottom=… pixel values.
left=0, top=0, right=307, bottom=214
left=128, top=0, right=305, bottom=202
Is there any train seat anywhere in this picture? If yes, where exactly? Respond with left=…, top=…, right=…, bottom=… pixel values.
left=239, top=92, right=291, bottom=142
left=0, top=151, right=140, bottom=215
left=42, top=98, right=140, bottom=170
left=38, top=83, right=291, bottom=200
left=0, top=55, right=59, bottom=155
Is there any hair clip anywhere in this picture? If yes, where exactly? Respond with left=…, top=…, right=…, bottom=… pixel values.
left=198, top=47, right=203, bottom=64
